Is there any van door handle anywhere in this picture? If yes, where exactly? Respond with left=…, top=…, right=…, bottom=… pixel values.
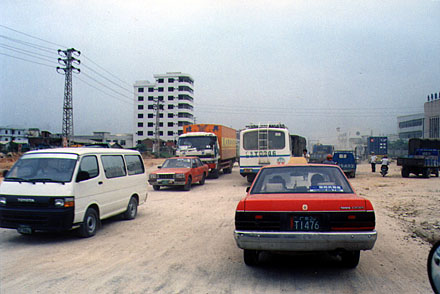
left=98, top=181, right=103, bottom=185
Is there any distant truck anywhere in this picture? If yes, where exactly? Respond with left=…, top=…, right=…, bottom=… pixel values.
left=333, top=151, right=357, bottom=178
left=397, top=138, right=440, bottom=178
left=309, top=144, right=334, bottom=163
left=290, top=135, right=307, bottom=157
left=176, top=124, right=237, bottom=178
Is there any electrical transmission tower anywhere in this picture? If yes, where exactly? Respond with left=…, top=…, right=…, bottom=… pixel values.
left=57, top=48, right=80, bottom=146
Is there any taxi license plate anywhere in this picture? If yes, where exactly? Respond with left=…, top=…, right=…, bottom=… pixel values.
left=290, top=216, right=320, bottom=231
left=159, top=180, right=173, bottom=185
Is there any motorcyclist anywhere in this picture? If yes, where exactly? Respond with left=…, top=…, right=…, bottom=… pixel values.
left=381, top=155, right=389, bottom=174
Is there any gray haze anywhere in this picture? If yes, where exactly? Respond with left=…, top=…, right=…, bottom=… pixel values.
left=1, top=0, right=439, bottom=143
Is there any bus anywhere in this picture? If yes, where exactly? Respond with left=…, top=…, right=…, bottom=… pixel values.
left=239, top=123, right=304, bottom=183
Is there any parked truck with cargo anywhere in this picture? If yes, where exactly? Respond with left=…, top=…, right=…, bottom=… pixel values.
left=176, top=124, right=237, bottom=178
left=309, top=144, right=334, bottom=163
left=396, top=138, right=440, bottom=178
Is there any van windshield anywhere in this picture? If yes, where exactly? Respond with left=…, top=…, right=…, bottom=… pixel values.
left=5, top=155, right=77, bottom=183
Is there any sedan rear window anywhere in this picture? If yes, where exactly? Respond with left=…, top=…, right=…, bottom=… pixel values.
left=251, top=166, right=353, bottom=194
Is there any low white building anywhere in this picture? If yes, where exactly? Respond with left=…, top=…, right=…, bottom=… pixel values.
left=133, top=72, right=195, bottom=146
left=397, top=113, right=425, bottom=139
left=0, top=127, right=28, bottom=144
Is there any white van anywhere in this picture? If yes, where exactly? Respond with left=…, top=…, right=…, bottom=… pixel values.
left=0, top=148, right=148, bottom=237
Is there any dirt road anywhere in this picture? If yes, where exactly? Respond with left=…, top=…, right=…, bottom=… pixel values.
left=0, top=161, right=437, bottom=293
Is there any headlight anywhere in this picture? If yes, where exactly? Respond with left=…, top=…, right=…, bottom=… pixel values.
left=149, top=174, right=157, bottom=180
left=54, top=197, right=74, bottom=208
left=0, top=197, right=6, bottom=206
left=175, top=173, right=185, bottom=179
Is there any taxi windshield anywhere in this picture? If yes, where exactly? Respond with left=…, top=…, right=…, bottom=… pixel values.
left=251, top=166, right=353, bottom=194
left=162, top=158, right=192, bottom=168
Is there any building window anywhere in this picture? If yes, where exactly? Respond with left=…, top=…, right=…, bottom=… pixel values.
left=168, top=131, right=174, bottom=136
left=159, top=131, right=163, bottom=136
left=158, top=87, right=164, bottom=92
left=148, top=131, right=154, bottom=136
left=159, top=122, right=163, bottom=127
left=148, top=122, right=154, bottom=127
left=168, top=96, right=174, bottom=101
left=138, top=96, right=144, bottom=101
left=137, top=131, right=143, bottom=136
left=148, top=87, right=154, bottom=92
left=168, top=113, right=174, bottom=118
left=168, top=105, right=174, bottom=110
left=138, top=113, right=143, bottom=118
left=120, top=140, right=126, bottom=146
left=178, top=76, right=194, bottom=84
left=138, top=105, right=144, bottom=110
left=178, top=86, right=193, bottom=93
left=178, top=130, right=183, bottom=135
left=429, top=116, right=440, bottom=138
left=148, top=96, right=154, bottom=101
left=138, top=122, right=143, bottom=127
left=138, top=87, right=144, bottom=93
left=158, top=96, right=164, bottom=101
left=158, top=78, right=164, bottom=83
left=159, top=114, right=163, bottom=118
left=168, top=87, right=174, bottom=92
left=148, top=113, right=154, bottom=118
left=168, top=122, right=174, bottom=127
left=168, top=78, right=174, bottom=83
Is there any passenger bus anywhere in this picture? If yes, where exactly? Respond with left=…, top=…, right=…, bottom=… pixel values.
left=239, top=123, right=302, bottom=183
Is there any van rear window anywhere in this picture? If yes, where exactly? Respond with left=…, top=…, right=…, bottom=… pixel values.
left=125, top=155, right=145, bottom=175
left=101, top=155, right=126, bottom=178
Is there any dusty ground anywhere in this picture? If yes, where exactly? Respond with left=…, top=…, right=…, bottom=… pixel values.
left=0, top=158, right=438, bottom=293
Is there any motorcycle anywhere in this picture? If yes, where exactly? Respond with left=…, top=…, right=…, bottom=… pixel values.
left=380, top=164, right=388, bottom=177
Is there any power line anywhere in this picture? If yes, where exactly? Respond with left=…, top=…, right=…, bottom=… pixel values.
left=82, top=54, right=132, bottom=88
left=74, top=75, right=133, bottom=106
left=81, top=63, right=133, bottom=94
left=81, top=71, right=133, bottom=103
left=0, top=44, right=58, bottom=64
left=0, top=43, right=56, bottom=60
left=0, top=34, right=57, bottom=54
left=0, top=24, right=66, bottom=48
left=0, top=52, right=54, bottom=68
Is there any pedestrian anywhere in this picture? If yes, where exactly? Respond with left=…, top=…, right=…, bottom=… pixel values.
left=370, top=152, right=377, bottom=172
left=322, top=154, right=336, bottom=164
left=303, top=149, right=310, bottom=162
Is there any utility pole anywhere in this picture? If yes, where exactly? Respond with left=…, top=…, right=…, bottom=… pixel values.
left=57, top=48, right=80, bottom=147
left=154, top=97, right=163, bottom=156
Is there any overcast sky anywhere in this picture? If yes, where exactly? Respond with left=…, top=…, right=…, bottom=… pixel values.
left=1, top=0, right=439, bottom=144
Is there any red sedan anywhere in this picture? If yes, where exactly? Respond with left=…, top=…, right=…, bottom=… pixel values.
left=148, top=157, right=209, bottom=191
left=234, top=163, right=377, bottom=267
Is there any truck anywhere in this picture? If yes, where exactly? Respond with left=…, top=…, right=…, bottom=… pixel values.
left=396, top=138, right=440, bottom=178
left=309, top=144, right=334, bottom=163
left=290, top=135, right=307, bottom=157
left=333, top=150, right=357, bottom=178
left=176, top=124, right=237, bottom=178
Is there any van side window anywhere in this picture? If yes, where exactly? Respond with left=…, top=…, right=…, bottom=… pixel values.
left=79, top=156, right=99, bottom=179
left=125, top=155, right=145, bottom=175
left=101, top=155, right=127, bottom=178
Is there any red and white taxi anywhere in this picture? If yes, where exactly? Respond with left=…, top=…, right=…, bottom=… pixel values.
left=148, top=157, right=209, bottom=191
left=234, top=163, right=377, bottom=267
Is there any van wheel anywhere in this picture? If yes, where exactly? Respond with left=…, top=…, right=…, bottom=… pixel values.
left=183, top=176, right=192, bottom=191
left=78, top=208, right=99, bottom=238
left=123, top=197, right=138, bottom=220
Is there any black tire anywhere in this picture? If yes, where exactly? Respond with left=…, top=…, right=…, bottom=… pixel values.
left=183, top=176, right=192, bottom=191
left=199, top=173, right=206, bottom=185
left=423, top=168, right=431, bottom=178
left=401, top=168, right=409, bottom=178
left=247, top=174, right=255, bottom=183
left=123, top=197, right=138, bottom=220
left=210, top=169, right=219, bottom=179
left=153, top=185, right=160, bottom=191
left=340, top=250, right=360, bottom=268
left=243, top=249, right=259, bottom=266
left=78, top=207, right=99, bottom=238
left=351, top=172, right=356, bottom=178
left=434, top=168, right=439, bottom=177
